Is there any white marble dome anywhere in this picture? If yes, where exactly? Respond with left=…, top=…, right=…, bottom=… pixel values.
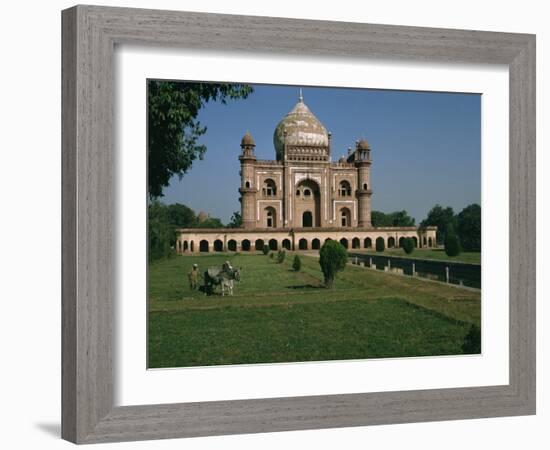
left=273, top=94, right=329, bottom=160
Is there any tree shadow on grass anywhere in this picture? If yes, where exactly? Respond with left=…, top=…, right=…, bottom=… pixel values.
left=286, top=284, right=322, bottom=290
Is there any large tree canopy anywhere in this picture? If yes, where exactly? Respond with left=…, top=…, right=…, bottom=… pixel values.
left=166, top=203, right=197, bottom=228
left=148, top=201, right=226, bottom=261
left=420, top=203, right=481, bottom=250
left=148, top=81, right=253, bottom=198
left=421, top=204, right=457, bottom=244
left=148, top=200, right=177, bottom=262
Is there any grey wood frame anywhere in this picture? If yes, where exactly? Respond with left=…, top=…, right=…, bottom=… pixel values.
left=62, top=5, right=536, bottom=444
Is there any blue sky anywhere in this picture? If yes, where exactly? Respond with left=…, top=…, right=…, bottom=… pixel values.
left=161, top=84, right=481, bottom=224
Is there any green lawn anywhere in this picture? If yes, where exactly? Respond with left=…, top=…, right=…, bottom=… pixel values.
left=354, top=248, right=481, bottom=265
left=148, top=253, right=481, bottom=368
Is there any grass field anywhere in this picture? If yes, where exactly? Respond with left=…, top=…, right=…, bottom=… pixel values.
left=354, top=248, right=481, bottom=264
left=148, top=253, right=481, bottom=368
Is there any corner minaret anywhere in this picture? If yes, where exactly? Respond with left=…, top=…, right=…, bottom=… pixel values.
left=350, top=138, right=373, bottom=227
left=238, top=131, right=257, bottom=229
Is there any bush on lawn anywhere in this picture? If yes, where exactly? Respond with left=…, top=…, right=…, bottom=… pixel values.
left=319, top=240, right=348, bottom=288
left=277, top=249, right=286, bottom=264
left=444, top=223, right=461, bottom=257
left=402, top=237, right=414, bottom=255
left=292, top=255, right=302, bottom=271
left=262, top=244, right=269, bottom=255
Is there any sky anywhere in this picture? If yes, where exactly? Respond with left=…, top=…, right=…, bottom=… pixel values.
left=161, top=83, right=481, bottom=224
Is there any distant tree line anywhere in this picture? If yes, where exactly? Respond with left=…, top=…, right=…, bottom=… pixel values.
left=371, top=210, right=415, bottom=227
left=148, top=201, right=241, bottom=262
left=372, top=203, right=480, bottom=252
left=420, top=203, right=481, bottom=251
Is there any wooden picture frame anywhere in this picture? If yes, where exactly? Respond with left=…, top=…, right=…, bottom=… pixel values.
left=61, top=5, right=536, bottom=444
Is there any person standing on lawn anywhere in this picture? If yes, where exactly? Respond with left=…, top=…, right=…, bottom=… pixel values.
left=188, top=263, right=200, bottom=290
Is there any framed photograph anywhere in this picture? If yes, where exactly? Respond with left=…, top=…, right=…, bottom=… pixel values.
left=62, top=5, right=536, bottom=444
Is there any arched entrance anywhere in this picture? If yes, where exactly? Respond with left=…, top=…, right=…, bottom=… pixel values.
left=282, top=239, right=291, bottom=250
left=298, top=238, right=308, bottom=250
left=269, top=239, right=278, bottom=250
left=352, top=237, right=360, bottom=249
left=340, top=238, right=349, bottom=249
left=364, top=237, right=372, bottom=248
left=255, top=239, right=264, bottom=252
left=199, top=240, right=209, bottom=252
left=241, top=239, right=251, bottom=251
left=388, top=237, right=396, bottom=248
left=312, top=238, right=321, bottom=250
left=228, top=239, right=237, bottom=251
left=302, top=211, right=313, bottom=228
left=295, top=179, right=321, bottom=227
left=213, top=239, right=223, bottom=252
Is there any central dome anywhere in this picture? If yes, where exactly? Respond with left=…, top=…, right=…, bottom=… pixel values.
left=273, top=93, right=329, bottom=160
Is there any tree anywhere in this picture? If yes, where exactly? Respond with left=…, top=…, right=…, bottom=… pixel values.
left=262, top=244, right=270, bottom=255
left=389, top=210, right=415, bottom=226
left=166, top=203, right=197, bottom=228
left=196, top=217, right=224, bottom=228
left=319, top=240, right=348, bottom=288
left=227, top=211, right=242, bottom=228
left=277, top=249, right=286, bottom=264
left=421, top=204, right=457, bottom=244
left=444, top=223, right=461, bottom=257
left=371, top=211, right=392, bottom=227
left=402, top=237, right=414, bottom=255
left=292, top=255, right=302, bottom=271
left=148, top=201, right=176, bottom=262
left=457, top=204, right=481, bottom=251
left=376, top=237, right=385, bottom=252
left=371, top=210, right=415, bottom=227
left=148, top=81, right=253, bottom=198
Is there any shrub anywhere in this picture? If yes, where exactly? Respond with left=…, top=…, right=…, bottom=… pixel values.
left=375, top=237, right=385, bottom=252
left=462, top=324, right=481, bottom=354
left=444, top=223, right=461, bottom=257
left=319, top=240, right=348, bottom=288
left=269, top=252, right=274, bottom=259
left=292, top=255, right=302, bottom=271
left=277, top=249, right=286, bottom=264
left=262, top=244, right=269, bottom=255
left=402, top=237, right=414, bottom=255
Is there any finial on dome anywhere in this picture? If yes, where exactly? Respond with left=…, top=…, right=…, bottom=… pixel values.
left=298, top=88, right=303, bottom=103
